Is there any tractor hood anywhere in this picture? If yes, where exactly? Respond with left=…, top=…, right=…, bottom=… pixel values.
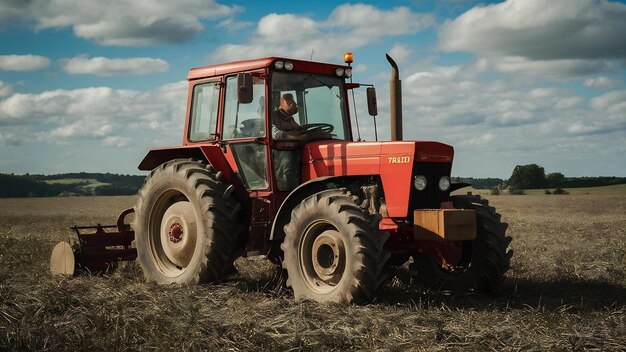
left=302, top=139, right=454, bottom=169
left=301, top=140, right=454, bottom=217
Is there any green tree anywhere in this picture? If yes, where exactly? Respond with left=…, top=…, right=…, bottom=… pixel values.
left=546, top=172, right=565, bottom=188
left=508, top=164, right=546, bottom=189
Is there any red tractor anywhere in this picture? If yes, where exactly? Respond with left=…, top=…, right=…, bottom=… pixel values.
left=51, top=53, right=512, bottom=303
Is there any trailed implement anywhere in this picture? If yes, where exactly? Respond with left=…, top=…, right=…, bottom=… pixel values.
left=50, top=208, right=136, bottom=276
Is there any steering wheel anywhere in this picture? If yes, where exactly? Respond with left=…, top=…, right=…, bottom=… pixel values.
left=295, top=123, right=334, bottom=135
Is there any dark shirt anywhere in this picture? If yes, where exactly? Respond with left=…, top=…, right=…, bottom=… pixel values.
left=272, top=109, right=300, bottom=139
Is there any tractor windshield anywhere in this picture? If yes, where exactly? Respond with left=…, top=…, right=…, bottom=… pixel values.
left=271, top=72, right=349, bottom=140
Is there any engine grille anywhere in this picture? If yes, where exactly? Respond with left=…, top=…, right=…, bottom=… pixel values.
left=410, top=162, right=452, bottom=212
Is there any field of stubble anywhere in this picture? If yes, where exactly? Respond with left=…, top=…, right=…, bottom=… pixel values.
left=0, top=195, right=624, bottom=351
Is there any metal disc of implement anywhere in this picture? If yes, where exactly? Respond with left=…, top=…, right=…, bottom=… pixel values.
left=50, top=242, right=75, bottom=276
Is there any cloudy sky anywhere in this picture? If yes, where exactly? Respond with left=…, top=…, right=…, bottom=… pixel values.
left=1, top=0, right=625, bottom=178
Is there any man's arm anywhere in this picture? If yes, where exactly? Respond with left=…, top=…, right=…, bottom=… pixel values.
left=272, top=124, right=288, bottom=140
left=272, top=119, right=306, bottom=141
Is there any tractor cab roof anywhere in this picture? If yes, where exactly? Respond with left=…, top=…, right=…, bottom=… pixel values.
left=187, top=57, right=350, bottom=81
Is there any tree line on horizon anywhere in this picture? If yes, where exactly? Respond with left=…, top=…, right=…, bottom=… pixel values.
left=0, top=172, right=144, bottom=198
left=0, top=166, right=624, bottom=198
left=506, top=164, right=626, bottom=190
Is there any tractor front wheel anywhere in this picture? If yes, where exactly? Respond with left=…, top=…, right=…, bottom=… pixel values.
left=412, top=195, right=512, bottom=293
left=281, top=189, right=389, bottom=303
left=134, top=159, right=244, bottom=284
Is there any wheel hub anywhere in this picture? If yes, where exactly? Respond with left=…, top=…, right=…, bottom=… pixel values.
left=160, top=201, right=197, bottom=269
left=311, top=230, right=345, bottom=283
left=168, top=223, right=184, bottom=243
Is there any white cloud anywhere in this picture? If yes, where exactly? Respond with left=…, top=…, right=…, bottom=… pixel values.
left=380, top=61, right=626, bottom=177
left=0, top=81, right=13, bottom=97
left=584, top=76, right=621, bottom=88
left=590, top=90, right=626, bottom=110
left=458, top=132, right=493, bottom=146
left=0, top=82, right=188, bottom=146
left=353, top=64, right=368, bottom=74
left=406, top=65, right=462, bottom=82
left=0, top=0, right=237, bottom=46
left=61, top=56, right=169, bottom=76
left=0, top=131, right=20, bottom=146
left=388, top=44, right=412, bottom=64
left=528, top=88, right=567, bottom=99
left=0, top=0, right=28, bottom=27
left=567, top=122, right=607, bottom=135
left=439, top=0, right=626, bottom=76
left=327, top=4, right=432, bottom=36
left=218, top=17, right=253, bottom=31
left=590, top=90, right=626, bottom=118
left=257, top=14, right=317, bottom=39
left=557, top=90, right=626, bottom=136
left=103, top=136, right=131, bottom=148
left=46, top=122, right=114, bottom=139
left=488, top=110, right=537, bottom=127
left=399, top=61, right=626, bottom=135
left=209, top=4, right=434, bottom=63
left=0, top=54, right=50, bottom=71
left=554, top=97, right=583, bottom=110
left=489, top=56, right=617, bottom=77
left=441, top=0, right=626, bottom=60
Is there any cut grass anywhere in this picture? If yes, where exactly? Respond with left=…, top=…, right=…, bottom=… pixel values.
left=78, top=181, right=110, bottom=190
left=44, top=178, right=99, bottom=185
left=44, top=178, right=110, bottom=191
left=523, top=183, right=626, bottom=195
left=0, top=195, right=624, bottom=350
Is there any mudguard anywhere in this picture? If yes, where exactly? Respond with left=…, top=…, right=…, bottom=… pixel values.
left=270, top=176, right=353, bottom=242
left=137, top=145, right=248, bottom=204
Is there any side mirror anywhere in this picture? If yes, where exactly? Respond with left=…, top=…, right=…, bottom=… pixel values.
left=237, top=73, right=253, bottom=104
left=366, top=87, right=378, bottom=116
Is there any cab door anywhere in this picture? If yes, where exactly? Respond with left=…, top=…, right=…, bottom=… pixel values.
left=221, top=73, right=272, bottom=254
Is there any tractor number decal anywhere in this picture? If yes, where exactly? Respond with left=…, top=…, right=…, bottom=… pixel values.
left=388, top=156, right=411, bottom=164
left=419, top=155, right=450, bottom=161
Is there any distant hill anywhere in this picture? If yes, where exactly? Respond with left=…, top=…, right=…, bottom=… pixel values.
left=0, top=172, right=145, bottom=198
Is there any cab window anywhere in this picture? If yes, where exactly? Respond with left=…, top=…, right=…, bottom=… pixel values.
left=223, top=75, right=266, bottom=139
left=188, top=81, right=220, bottom=142
left=271, top=71, right=348, bottom=140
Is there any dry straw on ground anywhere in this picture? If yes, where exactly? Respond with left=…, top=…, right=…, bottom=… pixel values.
left=1, top=195, right=625, bottom=351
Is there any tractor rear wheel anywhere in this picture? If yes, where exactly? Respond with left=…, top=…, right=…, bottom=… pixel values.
left=412, top=195, right=512, bottom=293
left=134, top=159, right=244, bottom=284
left=281, top=189, right=389, bottom=303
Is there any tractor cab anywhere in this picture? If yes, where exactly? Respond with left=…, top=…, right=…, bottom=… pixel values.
left=182, top=57, right=359, bottom=196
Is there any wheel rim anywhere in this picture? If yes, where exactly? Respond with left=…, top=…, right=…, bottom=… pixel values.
left=148, top=190, right=198, bottom=277
left=299, top=220, right=346, bottom=294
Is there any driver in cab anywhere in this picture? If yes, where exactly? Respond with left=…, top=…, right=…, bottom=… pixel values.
left=271, top=93, right=305, bottom=141
left=271, top=93, right=327, bottom=191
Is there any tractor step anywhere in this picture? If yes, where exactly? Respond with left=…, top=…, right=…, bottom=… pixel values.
left=50, top=208, right=137, bottom=276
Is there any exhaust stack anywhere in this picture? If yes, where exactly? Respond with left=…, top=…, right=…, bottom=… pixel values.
left=386, top=54, right=402, bottom=141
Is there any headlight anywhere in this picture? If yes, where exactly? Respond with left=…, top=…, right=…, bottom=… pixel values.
left=344, top=68, right=352, bottom=78
left=414, top=175, right=427, bottom=191
left=335, top=68, right=345, bottom=77
left=438, top=176, right=451, bottom=191
left=274, top=61, right=284, bottom=70
left=284, top=61, right=294, bottom=71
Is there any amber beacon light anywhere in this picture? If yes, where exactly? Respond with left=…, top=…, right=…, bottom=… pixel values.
left=344, top=52, right=354, bottom=64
